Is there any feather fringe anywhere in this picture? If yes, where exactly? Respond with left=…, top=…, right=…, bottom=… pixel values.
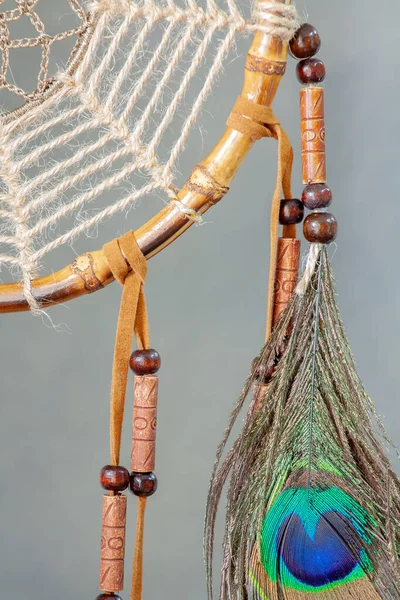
left=205, top=249, right=400, bottom=600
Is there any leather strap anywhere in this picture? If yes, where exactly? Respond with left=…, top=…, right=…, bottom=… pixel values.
left=227, top=96, right=293, bottom=339
left=104, top=230, right=149, bottom=467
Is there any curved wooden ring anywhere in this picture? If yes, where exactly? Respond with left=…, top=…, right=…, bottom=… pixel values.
left=0, top=3, right=292, bottom=313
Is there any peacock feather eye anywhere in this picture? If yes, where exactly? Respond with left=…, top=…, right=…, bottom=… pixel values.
left=205, top=251, right=400, bottom=600
left=258, top=487, right=374, bottom=593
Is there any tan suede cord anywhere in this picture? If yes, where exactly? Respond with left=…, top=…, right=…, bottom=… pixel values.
left=131, top=496, right=147, bottom=600
left=103, top=230, right=149, bottom=467
left=104, top=230, right=150, bottom=600
left=227, top=96, right=293, bottom=340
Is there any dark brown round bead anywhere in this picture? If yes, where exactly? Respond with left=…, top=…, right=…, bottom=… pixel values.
left=96, top=595, right=122, bottom=600
left=296, top=58, right=326, bottom=84
left=290, top=23, right=321, bottom=59
left=129, top=349, right=161, bottom=375
left=130, top=471, right=158, bottom=497
left=279, top=199, right=304, bottom=225
left=303, top=212, right=338, bottom=244
left=100, top=465, right=130, bottom=492
left=302, top=183, right=332, bottom=210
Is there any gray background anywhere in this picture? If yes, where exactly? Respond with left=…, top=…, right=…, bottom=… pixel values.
left=1, top=1, right=399, bottom=599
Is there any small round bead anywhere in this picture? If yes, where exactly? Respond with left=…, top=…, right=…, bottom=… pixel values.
left=303, top=212, right=338, bottom=244
left=130, top=472, right=158, bottom=497
left=129, top=349, right=161, bottom=375
left=279, top=199, right=304, bottom=225
left=302, top=183, right=332, bottom=210
left=296, top=58, right=326, bottom=84
left=96, top=595, right=122, bottom=600
left=100, top=465, right=130, bottom=492
left=290, top=24, right=321, bottom=60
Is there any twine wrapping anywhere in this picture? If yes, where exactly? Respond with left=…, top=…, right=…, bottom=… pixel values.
left=227, top=96, right=293, bottom=339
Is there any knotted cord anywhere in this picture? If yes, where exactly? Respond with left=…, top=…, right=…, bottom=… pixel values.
left=103, top=230, right=149, bottom=467
left=103, top=230, right=150, bottom=600
left=0, top=0, right=300, bottom=314
left=227, top=96, right=294, bottom=338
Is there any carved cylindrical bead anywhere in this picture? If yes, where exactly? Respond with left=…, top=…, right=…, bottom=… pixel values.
left=100, top=494, right=127, bottom=593
left=300, top=87, right=326, bottom=185
left=131, top=375, right=158, bottom=473
left=273, top=238, right=300, bottom=325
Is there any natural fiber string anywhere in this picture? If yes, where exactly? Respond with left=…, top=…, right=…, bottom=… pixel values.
left=0, top=0, right=299, bottom=313
left=227, top=96, right=294, bottom=339
left=170, top=199, right=203, bottom=223
left=295, top=243, right=323, bottom=296
left=253, top=1, right=300, bottom=41
left=103, top=230, right=150, bottom=600
left=0, top=0, right=89, bottom=103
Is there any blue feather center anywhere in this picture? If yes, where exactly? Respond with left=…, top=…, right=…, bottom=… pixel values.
left=277, top=511, right=361, bottom=587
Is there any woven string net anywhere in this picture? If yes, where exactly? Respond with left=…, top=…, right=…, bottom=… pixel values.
left=0, top=0, right=298, bottom=310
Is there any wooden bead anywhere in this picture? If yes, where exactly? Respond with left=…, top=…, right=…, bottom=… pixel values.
left=131, top=375, right=158, bottom=473
left=100, top=495, right=127, bottom=592
left=273, top=238, right=301, bottom=325
left=96, top=595, right=122, bottom=600
left=296, top=58, right=326, bottom=84
left=129, top=349, right=161, bottom=375
left=300, top=87, right=326, bottom=184
left=290, top=24, right=321, bottom=59
left=100, top=465, right=130, bottom=492
left=303, top=212, right=338, bottom=244
left=130, top=471, right=158, bottom=497
left=279, top=199, right=304, bottom=225
left=302, top=183, right=332, bottom=209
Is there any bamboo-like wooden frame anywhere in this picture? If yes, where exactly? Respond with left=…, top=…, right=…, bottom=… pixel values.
left=0, top=0, right=292, bottom=313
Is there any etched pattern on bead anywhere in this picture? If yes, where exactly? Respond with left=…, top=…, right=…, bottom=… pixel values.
left=100, top=495, right=127, bottom=593
left=131, top=375, right=158, bottom=473
left=300, top=87, right=326, bottom=184
left=273, top=238, right=301, bottom=324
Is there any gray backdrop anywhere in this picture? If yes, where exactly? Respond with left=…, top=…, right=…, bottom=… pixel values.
left=1, top=1, right=399, bottom=599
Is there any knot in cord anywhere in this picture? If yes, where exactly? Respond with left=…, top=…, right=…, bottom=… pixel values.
left=227, top=96, right=280, bottom=141
left=105, top=230, right=147, bottom=288
left=103, top=230, right=149, bottom=467
left=104, top=230, right=151, bottom=600
left=227, top=95, right=294, bottom=339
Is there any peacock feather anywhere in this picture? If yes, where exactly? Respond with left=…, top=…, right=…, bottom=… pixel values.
left=205, top=249, right=400, bottom=600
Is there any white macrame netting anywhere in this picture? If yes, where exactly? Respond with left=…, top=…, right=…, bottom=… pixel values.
left=0, top=0, right=299, bottom=310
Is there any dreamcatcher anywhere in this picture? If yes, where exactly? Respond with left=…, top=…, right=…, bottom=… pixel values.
left=0, top=1, right=399, bottom=600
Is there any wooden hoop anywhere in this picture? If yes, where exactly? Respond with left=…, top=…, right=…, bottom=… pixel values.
left=0, top=0, right=292, bottom=313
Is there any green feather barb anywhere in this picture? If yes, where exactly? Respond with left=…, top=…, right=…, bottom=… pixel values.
left=205, top=249, right=400, bottom=600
